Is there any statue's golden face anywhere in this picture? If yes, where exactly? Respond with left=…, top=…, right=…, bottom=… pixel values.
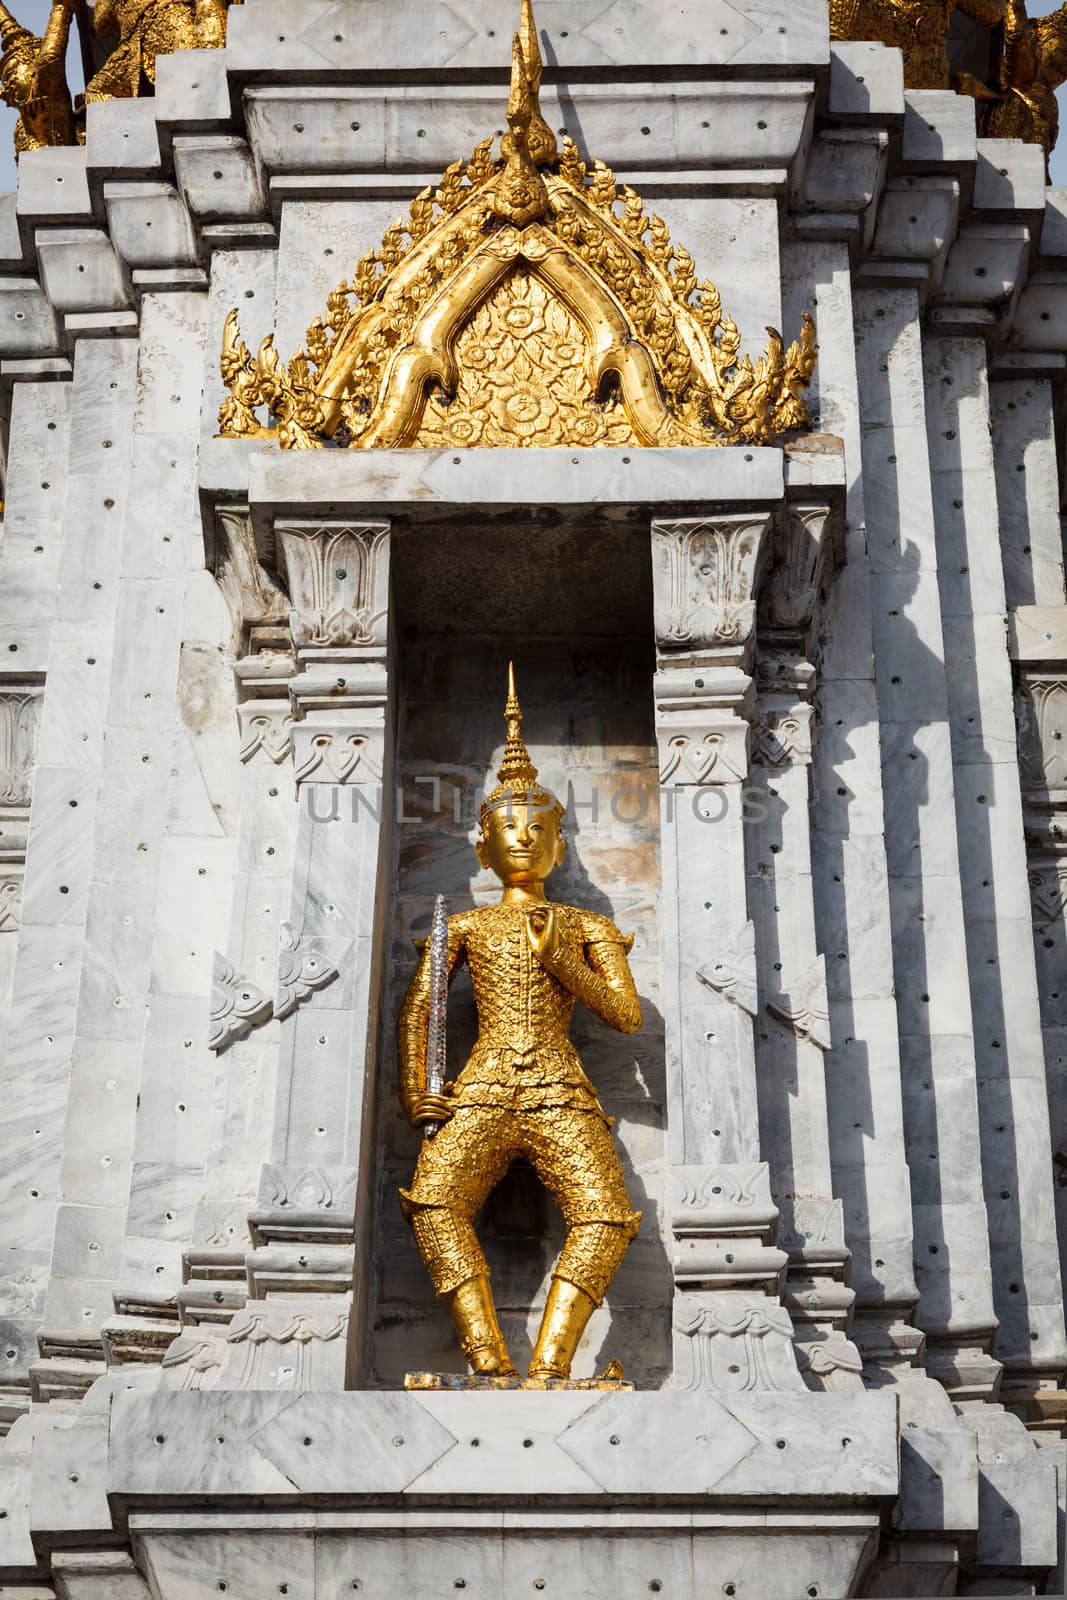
left=477, top=801, right=566, bottom=886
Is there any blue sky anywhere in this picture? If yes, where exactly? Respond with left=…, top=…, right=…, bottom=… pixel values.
left=0, top=4, right=1062, bottom=193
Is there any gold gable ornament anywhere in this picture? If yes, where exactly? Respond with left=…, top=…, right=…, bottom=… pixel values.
left=217, top=0, right=816, bottom=451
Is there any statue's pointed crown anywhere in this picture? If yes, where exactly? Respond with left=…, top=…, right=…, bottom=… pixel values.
left=481, top=663, right=563, bottom=829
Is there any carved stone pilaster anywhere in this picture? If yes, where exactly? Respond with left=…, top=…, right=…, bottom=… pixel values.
left=0, top=682, right=42, bottom=933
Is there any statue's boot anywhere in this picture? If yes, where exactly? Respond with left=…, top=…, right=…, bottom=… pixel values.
left=447, top=1274, right=518, bottom=1378
left=528, top=1277, right=597, bottom=1381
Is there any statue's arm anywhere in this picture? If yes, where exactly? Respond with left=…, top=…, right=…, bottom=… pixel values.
left=396, top=919, right=465, bottom=1120
left=548, top=928, right=642, bottom=1035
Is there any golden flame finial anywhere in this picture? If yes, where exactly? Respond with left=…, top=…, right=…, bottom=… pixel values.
left=497, top=660, right=539, bottom=787
left=518, top=0, right=557, bottom=167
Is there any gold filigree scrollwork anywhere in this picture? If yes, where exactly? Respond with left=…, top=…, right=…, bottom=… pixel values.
left=217, top=0, right=816, bottom=452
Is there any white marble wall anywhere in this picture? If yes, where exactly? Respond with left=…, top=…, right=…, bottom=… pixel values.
left=0, top=0, right=1066, bottom=1593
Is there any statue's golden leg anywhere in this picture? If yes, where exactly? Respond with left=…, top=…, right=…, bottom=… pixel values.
left=528, top=1276, right=597, bottom=1380
left=446, top=1273, right=518, bottom=1378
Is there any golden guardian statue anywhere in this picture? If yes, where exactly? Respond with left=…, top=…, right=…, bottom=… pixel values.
left=397, top=666, right=642, bottom=1383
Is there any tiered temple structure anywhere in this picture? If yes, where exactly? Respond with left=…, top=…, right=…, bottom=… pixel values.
left=1, top=0, right=1067, bottom=1594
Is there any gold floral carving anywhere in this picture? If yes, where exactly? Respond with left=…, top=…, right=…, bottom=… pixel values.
left=217, top=2, right=816, bottom=452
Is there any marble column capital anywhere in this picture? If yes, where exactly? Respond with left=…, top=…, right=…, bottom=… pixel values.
left=276, top=518, right=391, bottom=652
left=651, top=512, right=773, bottom=663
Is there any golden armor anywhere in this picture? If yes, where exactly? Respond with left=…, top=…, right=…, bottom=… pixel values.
left=0, top=0, right=234, bottom=154
left=0, top=0, right=80, bottom=154
left=397, top=666, right=642, bottom=1382
left=84, top=0, right=230, bottom=104
left=829, top=0, right=1006, bottom=89
left=958, top=0, right=1067, bottom=159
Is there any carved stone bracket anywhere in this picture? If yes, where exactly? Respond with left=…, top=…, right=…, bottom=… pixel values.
left=208, top=952, right=273, bottom=1053
left=274, top=924, right=339, bottom=1019
left=767, top=954, right=832, bottom=1050
left=696, top=922, right=757, bottom=1016
left=672, top=1295, right=807, bottom=1393
left=652, top=516, right=772, bottom=654
left=277, top=521, right=390, bottom=649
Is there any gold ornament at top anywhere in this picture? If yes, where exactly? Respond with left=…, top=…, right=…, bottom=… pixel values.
left=829, top=0, right=1066, bottom=159
left=217, top=0, right=816, bottom=451
left=397, top=664, right=643, bottom=1383
left=0, top=0, right=237, bottom=154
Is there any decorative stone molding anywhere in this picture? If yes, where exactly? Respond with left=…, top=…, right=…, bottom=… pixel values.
left=751, top=705, right=814, bottom=767
left=277, top=520, right=390, bottom=649
left=274, top=923, right=339, bottom=1019
left=1016, top=671, right=1067, bottom=792
left=290, top=722, right=384, bottom=786
left=696, top=922, right=757, bottom=1017
left=212, top=504, right=289, bottom=654
left=767, top=954, right=832, bottom=1050
left=657, top=727, right=747, bottom=786
left=251, top=1163, right=358, bottom=1234
left=208, top=952, right=273, bottom=1052
left=0, top=686, right=41, bottom=807
left=237, top=702, right=293, bottom=765
left=651, top=516, right=771, bottom=652
left=761, top=503, right=834, bottom=645
left=672, top=1296, right=807, bottom=1393
left=671, top=1161, right=775, bottom=1229
left=0, top=869, right=22, bottom=932
left=1029, top=863, right=1067, bottom=925
left=794, top=1333, right=865, bottom=1393
left=213, top=1299, right=350, bottom=1390
left=777, top=1197, right=847, bottom=1261
left=159, top=1332, right=226, bottom=1391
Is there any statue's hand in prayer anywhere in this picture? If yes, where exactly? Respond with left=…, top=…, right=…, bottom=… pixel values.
left=525, top=903, right=564, bottom=971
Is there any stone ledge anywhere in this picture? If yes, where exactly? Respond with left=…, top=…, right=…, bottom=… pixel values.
left=234, top=445, right=790, bottom=524
left=108, top=1388, right=899, bottom=1506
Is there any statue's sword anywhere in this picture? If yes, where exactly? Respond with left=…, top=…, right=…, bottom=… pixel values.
left=423, top=894, right=448, bottom=1138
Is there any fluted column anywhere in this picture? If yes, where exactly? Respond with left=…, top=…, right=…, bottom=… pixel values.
left=650, top=512, right=802, bottom=1394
